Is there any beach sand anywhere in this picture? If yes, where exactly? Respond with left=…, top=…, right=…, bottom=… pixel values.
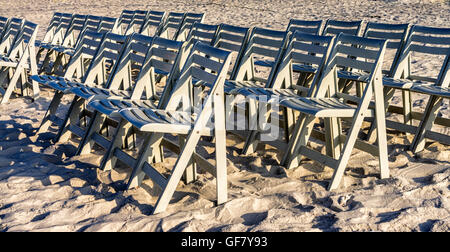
left=0, top=0, right=449, bottom=232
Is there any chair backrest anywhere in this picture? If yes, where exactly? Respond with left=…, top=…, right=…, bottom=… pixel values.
left=186, top=22, right=219, bottom=47
left=41, top=12, right=66, bottom=43
left=83, top=15, right=103, bottom=32
left=322, top=20, right=363, bottom=36
left=82, top=32, right=128, bottom=87
left=391, top=25, right=450, bottom=84
left=130, top=36, right=187, bottom=106
left=49, top=13, right=74, bottom=45
left=164, top=41, right=231, bottom=112
left=0, top=16, right=9, bottom=40
left=105, top=33, right=153, bottom=91
left=124, top=10, right=149, bottom=35
left=158, top=12, right=185, bottom=40
left=362, top=22, right=409, bottom=76
left=271, top=31, right=334, bottom=95
left=61, top=14, right=88, bottom=48
left=287, top=19, right=323, bottom=35
left=116, top=10, right=135, bottom=35
left=314, top=34, right=387, bottom=99
left=233, top=27, right=289, bottom=86
left=175, top=13, right=205, bottom=41
left=140, top=11, right=166, bottom=37
left=98, top=17, right=118, bottom=34
left=8, top=21, right=39, bottom=60
left=212, top=23, right=251, bottom=79
left=64, top=31, right=105, bottom=79
left=0, top=18, right=23, bottom=56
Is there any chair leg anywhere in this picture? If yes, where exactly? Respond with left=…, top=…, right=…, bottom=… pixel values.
left=76, top=110, right=105, bottom=155
left=152, top=130, right=203, bottom=214
left=402, top=89, right=413, bottom=134
left=35, top=91, right=63, bottom=135
left=213, top=89, right=228, bottom=205
left=281, top=114, right=316, bottom=169
left=367, top=87, right=395, bottom=142
left=372, top=77, right=389, bottom=179
left=100, top=119, right=131, bottom=171
left=54, top=95, right=84, bottom=143
left=127, top=132, right=164, bottom=189
left=324, top=117, right=342, bottom=159
left=329, top=100, right=373, bottom=190
left=411, top=96, right=442, bottom=153
left=0, top=66, right=22, bottom=104
left=179, top=135, right=197, bottom=184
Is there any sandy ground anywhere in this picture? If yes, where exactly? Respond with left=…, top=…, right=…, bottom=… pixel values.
left=0, top=0, right=449, bottom=232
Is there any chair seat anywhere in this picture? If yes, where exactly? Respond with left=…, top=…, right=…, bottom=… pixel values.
left=338, top=71, right=370, bottom=82
left=382, top=77, right=430, bottom=89
left=70, top=86, right=133, bottom=101
left=0, top=56, right=29, bottom=68
left=31, top=74, right=84, bottom=92
left=224, top=79, right=265, bottom=94
left=89, top=98, right=156, bottom=117
left=232, top=87, right=298, bottom=102
left=254, top=60, right=275, bottom=68
left=410, top=84, right=450, bottom=98
left=38, top=43, right=57, bottom=50
left=293, top=63, right=318, bottom=74
left=280, top=97, right=356, bottom=117
left=52, top=45, right=75, bottom=55
left=119, top=108, right=212, bottom=135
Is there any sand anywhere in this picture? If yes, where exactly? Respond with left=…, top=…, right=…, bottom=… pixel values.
left=0, top=0, right=449, bottom=232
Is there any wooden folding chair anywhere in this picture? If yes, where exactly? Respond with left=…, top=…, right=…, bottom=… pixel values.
left=106, top=42, right=232, bottom=214
left=410, top=56, right=450, bottom=152
left=287, top=19, right=323, bottom=35
left=280, top=34, right=389, bottom=190
left=322, top=20, right=363, bottom=36
left=0, top=21, right=39, bottom=104
left=369, top=25, right=450, bottom=143
left=31, top=32, right=126, bottom=138
left=75, top=36, right=187, bottom=159
left=139, top=11, right=166, bottom=37
left=175, top=13, right=205, bottom=42
left=232, top=31, right=335, bottom=155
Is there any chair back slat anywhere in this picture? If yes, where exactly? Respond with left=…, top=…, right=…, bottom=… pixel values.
left=323, top=20, right=362, bottom=36
left=287, top=19, right=323, bottom=35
